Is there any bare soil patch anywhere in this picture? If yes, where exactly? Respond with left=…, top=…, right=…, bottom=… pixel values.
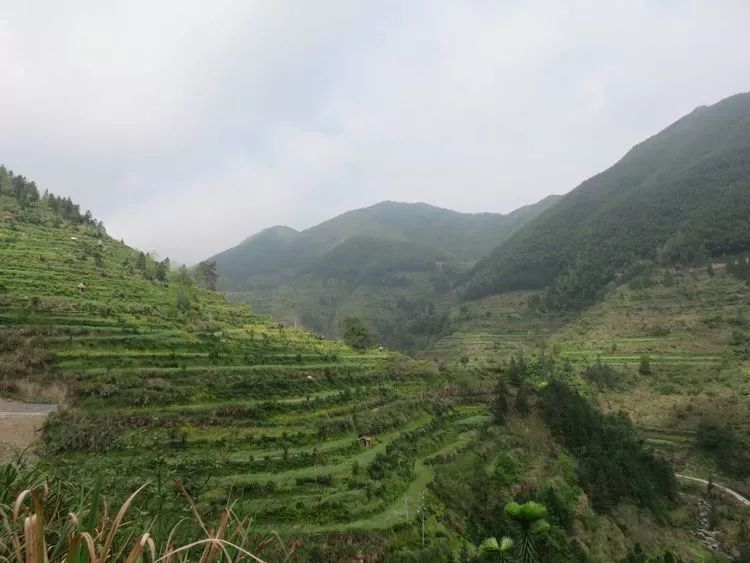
left=0, top=401, right=56, bottom=459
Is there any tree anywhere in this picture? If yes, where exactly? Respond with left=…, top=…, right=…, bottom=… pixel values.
left=504, top=501, right=550, bottom=563
left=491, top=377, right=509, bottom=424
left=478, top=536, right=514, bottom=562
left=342, top=317, right=373, bottom=350
left=156, top=258, right=171, bottom=282
left=696, top=418, right=750, bottom=477
left=506, top=355, right=527, bottom=387
left=638, top=354, right=651, bottom=375
left=195, top=261, right=218, bottom=291
left=515, top=384, right=532, bottom=415
left=0, top=165, right=9, bottom=196
left=92, top=244, right=105, bottom=268
left=460, top=355, right=469, bottom=368
left=135, top=251, right=147, bottom=272
left=174, top=265, right=193, bottom=287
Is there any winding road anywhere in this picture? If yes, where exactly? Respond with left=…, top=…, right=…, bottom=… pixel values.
left=676, top=473, right=750, bottom=506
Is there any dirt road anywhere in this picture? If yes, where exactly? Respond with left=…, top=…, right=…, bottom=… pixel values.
left=676, top=473, right=750, bottom=506
left=0, top=402, right=57, bottom=458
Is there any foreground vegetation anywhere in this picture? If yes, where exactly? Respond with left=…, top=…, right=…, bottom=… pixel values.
left=0, top=459, right=285, bottom=562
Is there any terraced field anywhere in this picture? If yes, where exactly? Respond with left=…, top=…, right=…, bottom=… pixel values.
left=3, top=197, right=739, bottom=560
left=0, top=200, right=494, bottom=542
left=418, top=265, right=750, bottom=499
left=553, top=269, right=750, bottom=423
left=422, top=291, right=570, bottom=364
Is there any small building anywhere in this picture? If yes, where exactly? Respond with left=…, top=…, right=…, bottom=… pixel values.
left=77, top=283, right=87, bottom=292
left=358, top=435, right=374, bottom=448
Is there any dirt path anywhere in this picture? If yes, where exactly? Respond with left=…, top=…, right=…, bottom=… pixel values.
left=0, top=402, right=57, bottom=458
left=676, top=473, right=750, bottom=506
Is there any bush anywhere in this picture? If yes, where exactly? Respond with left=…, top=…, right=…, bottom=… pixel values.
left=638, top=355, right=652, bottom=375
left=696, top=418, right=750, bottom=477
left=584, top=361, right=620, bottom=389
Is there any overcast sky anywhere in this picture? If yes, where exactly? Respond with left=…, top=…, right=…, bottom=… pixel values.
left=1, top=1, right=749, bottom=263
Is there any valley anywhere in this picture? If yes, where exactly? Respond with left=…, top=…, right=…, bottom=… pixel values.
left=2, top=91, right=750, bottom=561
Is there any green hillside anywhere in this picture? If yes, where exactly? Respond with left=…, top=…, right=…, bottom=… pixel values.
left=467, top=92, right=750, bottom=306
left=213, top=198, right=559, bottom=350
left=0, top=172, right=454, bottom=545
left=420, top=291, right=571, bottom=364
left=212, top=198, right=560, bottom=287
left=1, top=169, right=723, bottom=561
left=552, top=264, right=750, bottom=484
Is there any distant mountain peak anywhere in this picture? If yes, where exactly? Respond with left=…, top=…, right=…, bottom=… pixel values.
left=207, top=194, right=560, bottom=291
left=240, top=225, right=298, bottom=246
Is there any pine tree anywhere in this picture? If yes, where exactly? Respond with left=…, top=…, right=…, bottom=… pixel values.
left=195, top=261, right=218, bottom=291
left=136, top=252, right=147, bottom=272
left=491, top=377, right=509, bottom=424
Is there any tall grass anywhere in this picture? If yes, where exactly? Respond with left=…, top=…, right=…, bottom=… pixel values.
left=0, top=460, right=290, bottom=562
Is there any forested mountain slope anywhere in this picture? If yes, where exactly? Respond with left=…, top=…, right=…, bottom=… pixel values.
left=210, top=197, right=559, bottom=350
left=212, top=197, right=560, bottom=289
left=467, top=92, right=750, bottom=305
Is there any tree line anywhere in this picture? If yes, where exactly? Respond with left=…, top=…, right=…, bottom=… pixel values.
left=0, top=165, right=103, bottom=229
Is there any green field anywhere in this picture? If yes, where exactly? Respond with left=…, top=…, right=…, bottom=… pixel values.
left=0, top=198, right=498, bottom=551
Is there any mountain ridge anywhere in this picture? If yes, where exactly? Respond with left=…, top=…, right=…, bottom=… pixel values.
left=466, top=91, right=750, bottom=304
left=211, top=196, right=561, bottom=290
left=207, top=195, right=560, bottom=348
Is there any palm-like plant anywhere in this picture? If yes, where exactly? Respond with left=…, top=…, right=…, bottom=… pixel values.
left=504, top=501, right=550, bottom=563
left=478, top=536, right=514, bottom=561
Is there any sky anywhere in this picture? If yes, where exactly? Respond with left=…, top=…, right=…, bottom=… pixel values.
left=1, top=1, right=749, bottom=264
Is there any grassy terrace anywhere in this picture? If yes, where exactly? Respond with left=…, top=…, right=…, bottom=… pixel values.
left=0, top=199, right=492, bottom=535
left=422, top=291, right=570, bottom=363
left=418, top=261, right=750, bottom=499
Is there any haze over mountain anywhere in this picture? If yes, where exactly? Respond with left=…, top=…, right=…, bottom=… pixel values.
left=211, top=197, right=560, bottom=289
left=207, top=197, right=558, bottom=349
left=467, top=91, right=750, bottom=306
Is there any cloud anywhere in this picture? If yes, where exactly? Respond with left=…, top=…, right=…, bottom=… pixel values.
left=1, top=0, right=749, bottom=262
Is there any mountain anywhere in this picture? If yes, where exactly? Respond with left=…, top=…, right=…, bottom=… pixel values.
left=0, top=168, right=733, bottom=560
left=209, top=197, right=559, bottom=349
left=466, top=92, right=750, bottom=305
left=210, top=225, right=302, bottom=286
left=212, top=198, right=560, bottom=289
